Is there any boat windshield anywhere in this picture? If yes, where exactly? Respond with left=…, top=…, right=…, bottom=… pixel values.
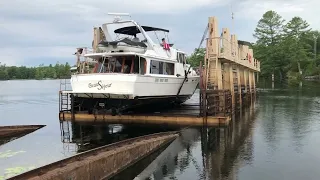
left=90, top=55, right=147, bottom=75
left=102, top=21, right=172, bottom=47
left=103, top=21, right=147, bottom=43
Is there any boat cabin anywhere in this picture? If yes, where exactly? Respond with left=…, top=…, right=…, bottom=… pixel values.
left=72, top=19, right=190, bottom=77
left=74, top=51, right=189, bottom=77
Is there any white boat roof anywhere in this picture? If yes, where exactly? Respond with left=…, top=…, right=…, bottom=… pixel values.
left=81, top=14, right=188, bottom=61
left=84, top=52, right=140, bottom=57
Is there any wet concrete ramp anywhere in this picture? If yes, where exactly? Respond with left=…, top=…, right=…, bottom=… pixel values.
left=8, top=131, right=179, bottom=180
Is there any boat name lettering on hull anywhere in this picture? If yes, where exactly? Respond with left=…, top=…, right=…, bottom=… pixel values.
left=88, top=80, right=112, bottom=90
left=155, top=78, right=168, bottom=83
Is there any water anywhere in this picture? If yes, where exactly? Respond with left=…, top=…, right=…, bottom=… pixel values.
left=1, top=80, right=320, bottom=179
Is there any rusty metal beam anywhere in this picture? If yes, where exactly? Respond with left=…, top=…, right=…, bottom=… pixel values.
left=59, top=112, right=231, bottom=127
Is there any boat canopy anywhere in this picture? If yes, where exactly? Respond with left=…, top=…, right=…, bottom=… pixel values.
left=114, top=26, right=169, bottom=36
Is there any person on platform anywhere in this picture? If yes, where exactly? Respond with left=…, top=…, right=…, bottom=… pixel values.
left=162, top=38, right=170, bottom=50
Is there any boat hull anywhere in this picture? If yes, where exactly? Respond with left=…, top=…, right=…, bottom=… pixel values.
left=70, top=74, right=199, bottom=98
left=69, top=74, right=199, bottom=113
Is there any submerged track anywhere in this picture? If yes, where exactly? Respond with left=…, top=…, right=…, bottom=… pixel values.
left=9, top=131, right=179, bottom=180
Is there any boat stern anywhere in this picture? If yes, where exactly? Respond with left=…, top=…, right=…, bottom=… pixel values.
left=70, top=74, right=138, bottom=99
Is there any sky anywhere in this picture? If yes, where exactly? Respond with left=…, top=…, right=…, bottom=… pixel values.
left=0, top=0, right=319, bottom=66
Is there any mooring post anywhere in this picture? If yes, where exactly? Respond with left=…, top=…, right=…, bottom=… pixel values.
left=199, top=61, right=203, bottom=115
left=248, top=71, right=252, bottom=100
left=59, top=91, right=61, bottom=112
left=236, top=66, right=242, bottom=106
left=228, top=64, right=234, bottom=111
left=243, top=69, right=248, bottom=102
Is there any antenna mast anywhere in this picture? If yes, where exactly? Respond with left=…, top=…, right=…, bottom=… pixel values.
left=231, top=5, right=234, bottom=34
left=231, top=5, right=235, bottom=57
left=107, top=13, right=131, bottom=22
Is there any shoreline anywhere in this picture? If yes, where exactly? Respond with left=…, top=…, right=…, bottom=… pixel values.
left=0, top=78, right=69, bottom=81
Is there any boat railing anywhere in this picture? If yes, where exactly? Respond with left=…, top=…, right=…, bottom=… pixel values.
left=75, top=47, right=94, bottom=56
left=74, top=47, right=96, bottom=74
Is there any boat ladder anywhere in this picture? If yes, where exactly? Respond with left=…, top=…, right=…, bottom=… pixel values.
left=60, top=121, right=71, bottom=143
left=59, top=79, right=71, bottom=112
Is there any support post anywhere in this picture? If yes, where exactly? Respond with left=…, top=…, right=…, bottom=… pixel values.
left=252, top=72, right=256, bottom=93
left=236, top=66, right=242, bottom=105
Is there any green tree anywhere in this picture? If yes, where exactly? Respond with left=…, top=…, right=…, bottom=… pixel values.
left=0, top=63, right=9, bottom=80
left=187, top=48, right=205, bottom=67
left=284, top=16, right=312, bottom=75
left=253, top=10, right=285, bottom=45
left=0, top=62, right=71, bottom=80
left=253, top=11, right=320, bottom=81
left=253, top=10, right=286, bottom=80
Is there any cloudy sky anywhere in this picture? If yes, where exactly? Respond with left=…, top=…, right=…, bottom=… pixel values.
left=0, top=0, right=319, bottom=66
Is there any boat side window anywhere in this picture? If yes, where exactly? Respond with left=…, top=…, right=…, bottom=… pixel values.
left=150, top=60, right=160, bottom=74
left=177, top=53, right=182, bottom=63
left=139, top=57, right=146, bottom=75
left=96, top=57, right=107, bottom=73
left=182, top=54, right=186, bottom=64
left=177, top=53, right=186, bottom=64
left=165, top=62, right=174, bottom=75
left=133, top=56, right=140, bottom=74
left=122, top=57, right=132, bottom=74
left=150, top=60, right=174, bottom=75
left=106, top=56, right=140, bottom=74
left=113, top=58, right=122, bottom=73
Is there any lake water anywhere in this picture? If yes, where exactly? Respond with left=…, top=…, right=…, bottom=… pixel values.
left=0, top=80, right=320, bottom=179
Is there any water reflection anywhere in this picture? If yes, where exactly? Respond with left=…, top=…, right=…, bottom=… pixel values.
left=124, top=100, right=258, bottom=180
left=59, top=121, right=179, bottom=154
left=2, top=80, right=320, bottom=180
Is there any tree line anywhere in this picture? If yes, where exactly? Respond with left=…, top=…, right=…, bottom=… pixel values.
left=253, top=10, right=320, bottom=82
left=0, top=62, right=71, bottom=80
left=187, top=10, right=320, bottom=82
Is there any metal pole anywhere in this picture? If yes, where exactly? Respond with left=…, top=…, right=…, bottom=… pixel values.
left=71, top=94, right=75, bottom=122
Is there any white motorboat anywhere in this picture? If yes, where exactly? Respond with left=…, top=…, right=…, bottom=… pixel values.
left=70, top=13, right=200, bottom=114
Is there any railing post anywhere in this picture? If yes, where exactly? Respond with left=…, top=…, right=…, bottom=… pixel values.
left=71, top=93, right=75, bottom=122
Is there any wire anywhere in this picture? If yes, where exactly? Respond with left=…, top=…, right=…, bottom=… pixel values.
left=198, top=24, right=209, bottom=49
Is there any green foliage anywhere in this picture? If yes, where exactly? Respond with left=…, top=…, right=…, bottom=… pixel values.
left=187, top=48, right=205, bottom=67
left=0, top=150, right=26, bottom=158
left=0, top=62, right=71, bottom=80
left=253, top=10, right=285, bottom=45
left=0, top=166, right=35, bottom=180
left=253, top=10, right=320, bottom=81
